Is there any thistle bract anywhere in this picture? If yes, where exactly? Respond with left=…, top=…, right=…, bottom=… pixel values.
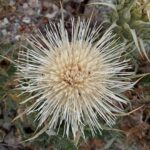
left=16, top=18, right=133, bottom=139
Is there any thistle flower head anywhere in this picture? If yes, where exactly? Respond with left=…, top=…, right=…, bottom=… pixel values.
left=16, top=18, right=133, bottom=139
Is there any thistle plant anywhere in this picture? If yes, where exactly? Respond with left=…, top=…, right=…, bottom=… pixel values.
left=91, top=0, right=150, bottom=62
left=16, top=18, right=133, bottom=141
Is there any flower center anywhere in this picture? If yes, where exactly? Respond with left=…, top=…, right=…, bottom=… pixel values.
left=61, top=63, right=90, bottom=87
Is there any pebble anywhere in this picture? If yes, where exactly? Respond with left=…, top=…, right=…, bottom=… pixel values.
left=23, top=3, right=29, bottom=9
left=4, top=130, right=19, bottom=146
left=27, top=8, right=34, bottom=16
left=22, top=16, right=31, bottom=24
left=15, top=35, right=21, bottom=41
left=29, top=0, right=40, bottom=8
left=44, top=3, right=59, bottom=19
left=45, top=12, right=57, bottom=19
left=37, top=8, right=41, bottom=16
left=1, top=29, right=7, bottom=36
left=9, top=0, right=16, bottom=6
left=3, top=18, right=9, bottom=25
left=2, top=122, right=11, bottom=131
left=43, top=1, right=52, bottom=8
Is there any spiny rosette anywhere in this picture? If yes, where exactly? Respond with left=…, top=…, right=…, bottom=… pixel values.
left=16, top=18, right=133, bottom=139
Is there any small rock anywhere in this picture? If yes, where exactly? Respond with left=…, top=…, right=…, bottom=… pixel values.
left=46, top=128, right=56, bottom=136
left=45, top=12, right=57, bottom=19
left=23, top=3, right=29, bottom=9
left=22, top=16, right=31, bottom=24
left=3, top=122, right=11, bottom=131
left=44, top=3, right=59, bottom=19
left=4, top=130, right=19, bottom=146
left=15, top=35, right=21, bottom=41
left=3, top=18, right=9, bottom=25
left=42, top=1, right=51, bottom=8
left=37, top=8, right=41, bottom=15
left=7, top=32, right=11, bottom=36
left=14, top=22, right=20, bottom=33
left=27, top=8, right=34, bottom=15
left=29, top=0, right=40, bottom=8
left=1, top=29, right=7, bottom=36
left=9, top=0, right=16, bottom=6
left=15, top=18, right=20, bottom=23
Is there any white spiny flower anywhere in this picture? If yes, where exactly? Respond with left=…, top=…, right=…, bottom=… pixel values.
left=16, top=18, right=133, bottom=139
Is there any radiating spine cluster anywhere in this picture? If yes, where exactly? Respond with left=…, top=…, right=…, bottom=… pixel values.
left=16, top=18, right=133, bottom=139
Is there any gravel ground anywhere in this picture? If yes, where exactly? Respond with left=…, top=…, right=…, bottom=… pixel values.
left=0, top=0, right=106, bottom=44
left=0, top=0, right=150, bottom=150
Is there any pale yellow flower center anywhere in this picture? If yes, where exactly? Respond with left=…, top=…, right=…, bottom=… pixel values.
left=60, top=63, right=90, bottom=87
